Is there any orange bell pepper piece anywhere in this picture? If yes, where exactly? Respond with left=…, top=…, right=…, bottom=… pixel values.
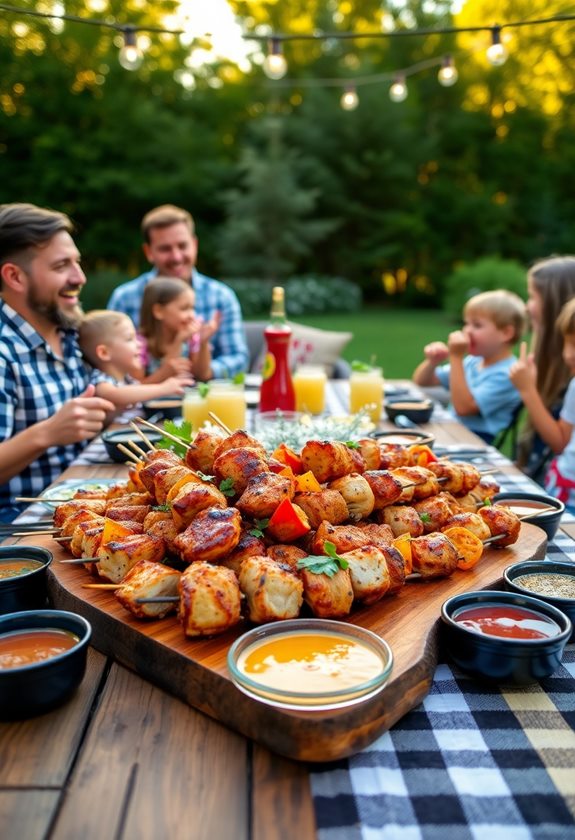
left=277, top=465, right=295, bottom=480
left=271, top=443, right=304, bottom=474
left=294, top=470, right=322, bottom=493
left=443, top=526, right=484, bottom=571
left=267, top=498, right=311, bottom=542
left=392, top=533, right=413, bottom=575
left=407, top=444, right=438, bottom=467
left=101, top=517, right=135, bottom=546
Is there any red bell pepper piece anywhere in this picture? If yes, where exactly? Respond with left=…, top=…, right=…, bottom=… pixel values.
left=267, top=498, right=310, bottom=542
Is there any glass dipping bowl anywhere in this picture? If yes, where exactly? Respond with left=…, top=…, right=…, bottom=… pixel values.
left=227, top=618, right=393, bottom=711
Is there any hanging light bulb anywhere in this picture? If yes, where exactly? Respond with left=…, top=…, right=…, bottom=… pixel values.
left=486, top=25, right=508, bottom=66
left=389, top=74, right=407, bottom=103
left=438, top=55, right=458, bottom=87
left=119, top=26, right=143, bottom=71
left=340, top=84, right=359, bottom=111
left=263, top=38, right=287, bottom=80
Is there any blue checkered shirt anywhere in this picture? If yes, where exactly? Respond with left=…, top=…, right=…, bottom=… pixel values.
left=0, top=301, right=92, bottom=521
left=107, top=269, right=249, bottom=379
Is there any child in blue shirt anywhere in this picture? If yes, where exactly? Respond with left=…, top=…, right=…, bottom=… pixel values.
left=413, top=290, right=526, bottom=443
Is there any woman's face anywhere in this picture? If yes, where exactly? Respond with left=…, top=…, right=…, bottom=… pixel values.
left=526, top=273, right=543, bottom=331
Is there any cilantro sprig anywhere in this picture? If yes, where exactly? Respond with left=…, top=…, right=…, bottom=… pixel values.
left=296, top=540, right=349, bottom=578
left=157, top=419, right=192, bottom=458
left=248, top=518, right=269, bottom=538
left=219, top=477, right=236, bottom=497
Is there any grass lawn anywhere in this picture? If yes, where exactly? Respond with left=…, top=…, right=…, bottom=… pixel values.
left=292, top=306, right=454, bottom=379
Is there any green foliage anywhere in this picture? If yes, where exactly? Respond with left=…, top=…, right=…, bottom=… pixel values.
left=225, top=276, right=362, bottom=317
left=443, top=257, right=527, bottom=321
left=82, top=268, right=128, bottom=311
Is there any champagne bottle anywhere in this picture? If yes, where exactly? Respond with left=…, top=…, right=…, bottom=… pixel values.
left=259, top=287, right=296, bottom=412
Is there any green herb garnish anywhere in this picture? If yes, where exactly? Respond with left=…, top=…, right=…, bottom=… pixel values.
left=233, top=372, right=245, bottom=385
left=157, top=419, right=192, bottom=458
left=249, top=518, right=270, bottom=538
left=196, top=471, right=215, bottom=483
left=219, top=477, right=236, bottom=497
left=197, top=382, right=210, bottom=398
left=346, top=440, right=360, bottom=449
left=419, top=512, right=432, bottom=524
left=152, top=504, right=171, bottom=512
left=296, top=540, right=348, bottom=578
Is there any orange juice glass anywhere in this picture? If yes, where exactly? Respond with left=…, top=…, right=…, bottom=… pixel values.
left=293, top=365, right=327, bottom=414
left=182, top=390, right=210, bottom=431
left=349, top=368, right=384, bottom=424
left=207, top=381, right=246, bottom=432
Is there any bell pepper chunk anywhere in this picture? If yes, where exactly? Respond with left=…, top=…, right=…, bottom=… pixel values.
left=443, top=526, right=484, bottom=571
left=407, top=444, right=438, bottom=467
left=294, top=470, right=322, bottom=493
left=392, top=533, right=412, bottom=575
left=271, top=443, right=304, bottom=474
left=267, top=498, right=311, bottom=542
left=101, top=517, right=135, bottom=546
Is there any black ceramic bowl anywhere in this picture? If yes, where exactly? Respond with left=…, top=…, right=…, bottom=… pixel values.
left=441, top=589, right=571, bottom=685
left=504, top=560, right=575, bottom=641
left=142, top=396, right=183, bottom=421
left=0, top=609, right=91, bottom=718
left=102, top=428, right=163, bottom=464
left=0, top=546, right=52, bottom=616
left=384, top=399, right=433, bottom=425
left=369, top=429, right=435, bottom=448
left=493, top=491, right=565, bottom=541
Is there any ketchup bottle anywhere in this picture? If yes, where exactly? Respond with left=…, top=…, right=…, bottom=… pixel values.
left=259, top=286, right=296, bottom=412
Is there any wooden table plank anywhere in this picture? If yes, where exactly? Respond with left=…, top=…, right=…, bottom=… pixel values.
left=0, top=648, right=106, bottom=786
left=0, top=791, right=60, bottom=840
left=51, top=663, right=249, bottom=840
left=252, top=747, right=316, bottom=840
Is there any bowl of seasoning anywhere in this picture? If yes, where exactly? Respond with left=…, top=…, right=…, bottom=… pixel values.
left=492, top=491, right=564, bottom=540
left=441, top=589, right=571, bottom=685
left=227, top=618, right=393, bottom=710
left=0, top=546, right=53, bottom=615
left=102, top=428, right=163, bottom=464
left=369, top=429, right=435, bottom=448
left=384, top=399, right=434, bottom=425
left=0, top=609, right=91, bottom=718
left=504, top=560, right=575, bottom=641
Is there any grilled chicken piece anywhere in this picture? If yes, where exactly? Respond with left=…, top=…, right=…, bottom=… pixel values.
left=213, top=430, right=267, bottom=460
left=457, top=475, right=502, bottom=511
left=310, top=521, right=371, bottom=555
left=378, top=444, right=409, bottom=470
left=178, top=562, right=241, bottom=636
left=410, top=532, right=459, bottom=578
left=98, top=533, right=166, bottom=584
left=392, top=466, right=440, bottom=500
left=379, top=504, right=424, bottom=538
left=170, top=481, right=228, bottom=530
left=53, top=499, right=107, bottom=528
left=127, top=465, right=147, bottom=494
left=236, top=472, right=294, bottom=520
left=145, top=517, right=181, bottom=556
left=69, top=519, right=105, bottom=558
left=363, top=470, right=404, bottom=509
left=328, top=473, right=375, bottom=521
left=348, top=447, right=366, bottom=473
left=184, top=428, right=226, bottom=473
left=105, top=505, right=151, bottom=524
left=239, top=555, right=303, bottom=623
left=138, top=456, right=185, bottom=497
left=355, top=521, right=394, bottom=545
left=428, top=461, right=465, bottom=494
left=342, top=545, right=391, bottom=605
left=300, top=566, right=354, bottom=618
left=356, top=438, right=382, bottom=471
left=220, top=531, right=267, bottom=576
left=266, top=544, right=307, bottom=574
left=80, top=525, right=105, bottom=573
left=174, top=506, right=242, bottom=565
left=458, top=463, right=483, bottom=494
left=115, top=559, right=181, bottom=619
left=142, top=509, right=172, bottom=530
left=478, top=504, right=521, bottom=546
left=106, top=491, right=153, bottom=508
left=152, top=465, right=199, bottom=506
left=213, top=447, right=270, bottom=496
left=444, top=511, right=491, bottom=541
left=414, top=495, right=455, bottom=533
left=293, top=489, right=348, bottom=529
left=300, top=440, right=355, bottom=483
left=59, top=509, right=105, bottom=538
left=388, top=472, right=416, bottom=504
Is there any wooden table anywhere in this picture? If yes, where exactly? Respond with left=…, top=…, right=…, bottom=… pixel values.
left=0, top=397, right=566, bottom=839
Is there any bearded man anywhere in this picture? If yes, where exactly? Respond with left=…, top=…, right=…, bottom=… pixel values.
left=0, top=203, right=114, bottom=521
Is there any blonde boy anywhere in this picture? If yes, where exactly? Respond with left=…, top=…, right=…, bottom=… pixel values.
left=413, top=290, right=526, bottom=442
left=79, top=310, right=193, bottom=411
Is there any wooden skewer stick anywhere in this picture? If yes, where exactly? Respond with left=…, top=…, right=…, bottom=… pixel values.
left=129, top=420, right=157, bottom=452
left=134, top=417, right=192, bottom=451
left=82, top=583, right=119, bottom=590
left=124, top=437, right=148, bottom=459
left=11, top=529, right=61, bottom=537
left=60, top=557, right=99, bottom=564
left=208, top=411, right=232, bottom=436
left=117, top=443, right=142, bottom=464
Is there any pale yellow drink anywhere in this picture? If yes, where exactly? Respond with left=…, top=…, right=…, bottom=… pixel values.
left=182, top=391, right=210, bottom=431
left=207, top=381, right=246, bottom=432
left=349, top=368, right=384, bottom=424
left=293, top=365, right=327, bottom=414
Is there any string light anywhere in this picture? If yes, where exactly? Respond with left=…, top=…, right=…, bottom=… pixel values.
left=262, top=38, right=287, bottom=80
left=340, top=83, right=359, bottom=111
left=437, top=55, right=458, bottom=87
left=389, top=74, right=408, bottom=103
left=118, top=26, right=143, bottom=71
left=486, top=25, right=508, bottom=66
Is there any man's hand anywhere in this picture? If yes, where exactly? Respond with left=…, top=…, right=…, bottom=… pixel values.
left=43, top=385, right=115, bottom=445
left=447, top=330, right=469, bottom=358
left=509, top=341, right=537, bottom=393
left=423, top=341, right=449, bottom=365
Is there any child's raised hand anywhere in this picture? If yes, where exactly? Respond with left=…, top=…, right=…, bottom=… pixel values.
left=447, top=330, right=469, bottom=358
left=157, top=356, right=193, bottom=378
left=200, top=310, right=221, bottom=343
left=161, top=374, right=195, bottom=395
left=509, top=341, right=537, bottom=392
left=423, top=341, right=449, bottom=365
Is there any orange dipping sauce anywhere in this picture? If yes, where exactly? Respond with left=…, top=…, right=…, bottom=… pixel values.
left=0, top=559, right=44, bottom=580
left=454, top=605, right=560, bottom=640
left=237, top=631, right=385, bottom=694
left=0, top=629, right=79, bottom=669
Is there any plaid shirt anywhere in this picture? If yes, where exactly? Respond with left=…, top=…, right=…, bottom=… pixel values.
left=0, top=301, right=92, bottom=521
left=108, top=269, right=249, bottom=379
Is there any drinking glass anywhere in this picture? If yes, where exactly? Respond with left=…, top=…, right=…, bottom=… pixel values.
left=292, top=365, right=327, bottom=414
left=206, top=380, right=247, bottom=432
left=182, top=390, right=210, bottom=431
left=349, top=368, right=384, bottom=424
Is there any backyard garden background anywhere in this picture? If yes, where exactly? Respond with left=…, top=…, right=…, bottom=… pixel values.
left=1, top=0, right=574, bottom=374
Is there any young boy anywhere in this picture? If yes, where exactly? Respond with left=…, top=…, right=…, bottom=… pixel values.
left=413, top=290, right=526, bottom=443
left=510, top=297, right=575, bottom=509
left=79, top=310, right=193, bottom=412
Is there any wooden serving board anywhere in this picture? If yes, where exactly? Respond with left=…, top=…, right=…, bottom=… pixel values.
left=31, top=522, right=547, bottom=763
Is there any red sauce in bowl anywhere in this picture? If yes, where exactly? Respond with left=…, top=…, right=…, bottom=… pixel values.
left=453, top=604, right=560, bottom=640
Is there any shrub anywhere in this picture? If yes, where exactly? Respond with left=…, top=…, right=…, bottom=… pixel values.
left=82, top=268, right=129, bottom=311
left=225, top=275, right=362, bottom=317
left=443, top=257, right=527, bottom=321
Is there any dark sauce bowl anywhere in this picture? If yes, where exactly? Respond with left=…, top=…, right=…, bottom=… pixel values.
left=492, top=491, right=564, bottom=541
left=369, top=429, right=435, bottom=448
left=0, top=546, right=52, bottom=615
left=102, top=428, right=163, bottom=463
left=142, top=396, right=182, bottom=421
left=384, top=399, right=433, bottom=425
left=441, top=589, right=571, bottom=685
left=504, top=560, right=575, bottom=641
left=0, top=609, right=91, bottom=718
